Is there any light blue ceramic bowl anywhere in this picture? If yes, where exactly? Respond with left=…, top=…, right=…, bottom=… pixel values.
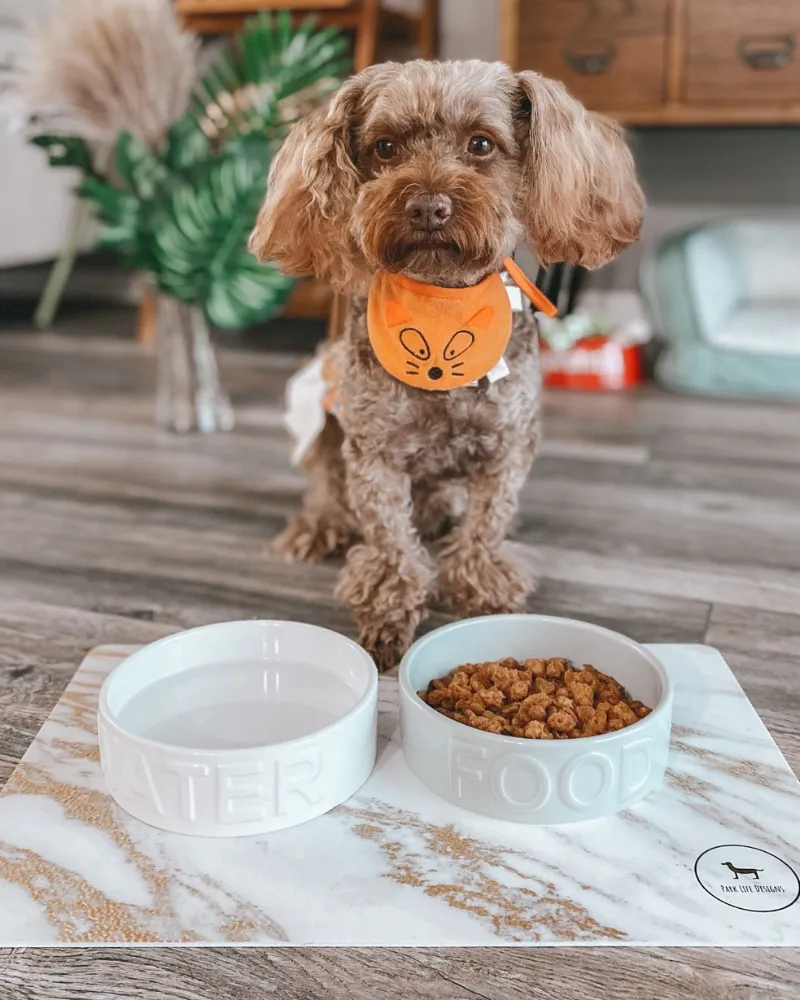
left=399, top=615, right=673, bottom=825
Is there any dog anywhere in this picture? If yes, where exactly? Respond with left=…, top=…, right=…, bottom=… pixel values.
left=250, top=60, right=643, bottom=670
left=721, top=862, right=764, bottom=881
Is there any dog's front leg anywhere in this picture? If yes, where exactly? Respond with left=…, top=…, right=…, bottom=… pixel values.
left=336, top=448, right=435, bottom=671
left=438, top=450, right=535, bottom=618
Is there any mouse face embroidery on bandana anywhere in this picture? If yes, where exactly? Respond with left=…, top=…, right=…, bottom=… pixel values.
left=366, top=259, right=557, bottom=391
left=367, top=269, right=513, bottom=390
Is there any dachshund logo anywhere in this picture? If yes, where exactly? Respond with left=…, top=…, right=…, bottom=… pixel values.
left=695, top=845, right=800, bottom=913
left=721, top=861, right=764, bottom=881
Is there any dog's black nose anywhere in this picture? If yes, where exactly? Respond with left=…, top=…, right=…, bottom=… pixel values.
left=427, top=366, right=443, bottom=380
left=406, top=193, right=452, bottom=232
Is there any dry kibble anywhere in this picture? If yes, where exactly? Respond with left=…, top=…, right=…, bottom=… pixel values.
left=598, top=686, right=622, bottom=706
left=570, top=683, right=594, bottom=707
left=548, top=709, right=578, bottom=733
left=477, top=687, right=505, bottom=709
left=546, top=657, right=569, bottom=678
left=509, top=679, right=530, bottom=700
left=426, top=689, right=448, bottom=706
left=472, top=714, right=505, bottom=734
left=517, top=692, right=551, bottom=724
left=524, top=658, right=547, bottom=677
left=419, top=654, right=652, bottom=740
left=524, top=720, right=547, bottom=739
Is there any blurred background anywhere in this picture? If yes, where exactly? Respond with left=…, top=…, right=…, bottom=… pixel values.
left=3, top=0, right=800, bottom=406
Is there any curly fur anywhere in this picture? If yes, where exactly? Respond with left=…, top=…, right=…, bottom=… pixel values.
left=253, top=60, right=643, bottom=670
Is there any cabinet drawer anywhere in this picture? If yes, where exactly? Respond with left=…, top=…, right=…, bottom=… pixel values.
left=515, top=0, right=668, bottom=110
left=687, top=0, right=800, bottom=105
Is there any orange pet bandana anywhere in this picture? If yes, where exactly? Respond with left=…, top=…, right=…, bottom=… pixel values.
left=367, top=257, right=557, bottom=391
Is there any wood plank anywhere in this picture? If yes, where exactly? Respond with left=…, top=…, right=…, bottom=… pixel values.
left=706, top=604, right=800, bottom=661
left=0, top=945, right=799, bottom=1000
left=605, top=103, right=800, bottom=125
left=521, top=545, right=800, bottom=617
left=721, top=648, right=800, bottom=767
left=665, top=0, right=687, bottom=104
left=177, top=0, right=352, bottom=11
left=519, top=475, right=800, bottom=571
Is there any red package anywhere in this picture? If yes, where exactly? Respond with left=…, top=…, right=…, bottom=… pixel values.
left=540, top=335, right=642, bottom=391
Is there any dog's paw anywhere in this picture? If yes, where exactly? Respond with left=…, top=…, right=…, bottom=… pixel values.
left=438, top=543, right=534, bottom=617
left=337, top=543, right=434, bottom=672
left=358, top=620, right=416, bottom=673
left=270, top=514, right=355, bottom=564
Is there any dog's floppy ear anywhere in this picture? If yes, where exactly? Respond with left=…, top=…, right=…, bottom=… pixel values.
left=249, top=73, right=370, bottom=291
left=515, top=71, right=644, bottom=268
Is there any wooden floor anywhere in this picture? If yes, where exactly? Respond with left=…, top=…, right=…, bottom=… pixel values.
left=1, top=314, right=799, bottom=998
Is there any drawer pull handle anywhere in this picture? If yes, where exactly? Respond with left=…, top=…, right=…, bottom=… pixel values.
left=738, top=34, right=795, bottom=70
left=564, top=43, right=618, bottom=75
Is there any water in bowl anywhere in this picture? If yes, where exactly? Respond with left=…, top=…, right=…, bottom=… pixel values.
left=116, top=659, right=360, bottom=750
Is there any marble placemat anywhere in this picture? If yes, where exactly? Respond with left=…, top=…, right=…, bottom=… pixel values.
left=0, top=643, right=797, bottom=947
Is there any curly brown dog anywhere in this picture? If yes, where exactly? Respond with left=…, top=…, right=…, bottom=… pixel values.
left=250, top=60, right=643, bottom=670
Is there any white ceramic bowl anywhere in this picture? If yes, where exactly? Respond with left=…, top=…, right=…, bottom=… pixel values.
left=399, top=615, right=673, bottom=825
left=98, top=620, right=378, bottom=836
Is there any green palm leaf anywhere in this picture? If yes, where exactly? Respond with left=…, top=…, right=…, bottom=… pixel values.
left=32, top=135, right=96, bottom=174
left=177, top=11, right=349, bottom=159
left=78, top=176, right=141, bottom=257
left=144, top=144, right=294, bottom=328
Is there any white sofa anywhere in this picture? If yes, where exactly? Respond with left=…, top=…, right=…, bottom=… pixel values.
left=0, top=8, right=88, bottom=268
left=640, top=219, right=800, bottom=398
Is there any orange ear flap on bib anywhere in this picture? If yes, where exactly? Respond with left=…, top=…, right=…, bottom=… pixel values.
left=465, top=304, right=495, bottom=330
left=385, top=299, right=412, bottom=327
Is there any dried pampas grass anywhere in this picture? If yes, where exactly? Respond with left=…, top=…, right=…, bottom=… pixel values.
left=16, top=0, right=198, bottom=148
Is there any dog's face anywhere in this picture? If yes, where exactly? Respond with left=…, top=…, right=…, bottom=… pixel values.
left=250, top=60, right=644, bottom=291
left=348, top=61, right=522, bottom=286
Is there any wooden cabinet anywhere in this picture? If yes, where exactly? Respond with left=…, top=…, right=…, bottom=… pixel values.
left=515, top=0, right=668, bottom=109
left=502, top=0, right=800, bottom=125
left=686, top=0, right=800, bottom=107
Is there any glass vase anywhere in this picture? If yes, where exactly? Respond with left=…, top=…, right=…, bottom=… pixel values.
left=154, top=294, right=235, bottom=434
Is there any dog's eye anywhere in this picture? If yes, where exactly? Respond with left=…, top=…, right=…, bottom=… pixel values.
left=468, top=135, right=494, bottom=156
left=375, top=139, right=398, bottom=160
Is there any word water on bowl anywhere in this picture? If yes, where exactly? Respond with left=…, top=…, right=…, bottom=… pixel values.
left=117, top=659, right=356, bottom=750
left=99, top=620, right=378, bottom=835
